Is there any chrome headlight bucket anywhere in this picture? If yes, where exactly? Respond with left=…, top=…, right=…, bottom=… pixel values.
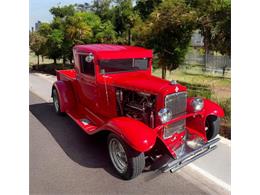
left=191, top=97, right=204, bottom=112
left=158, top=108, right=172, bottom=124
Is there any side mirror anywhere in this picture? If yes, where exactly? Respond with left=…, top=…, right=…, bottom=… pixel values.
left=100, top=69, right=106, bottom=74
left=85, top=53, right=94, bottom=63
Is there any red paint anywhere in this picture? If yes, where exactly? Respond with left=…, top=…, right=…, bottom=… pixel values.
left=53, top=44, right=224, bottom=156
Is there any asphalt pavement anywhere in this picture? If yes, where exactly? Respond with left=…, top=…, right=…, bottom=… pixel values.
left=29, top=72, right=230, bottom=194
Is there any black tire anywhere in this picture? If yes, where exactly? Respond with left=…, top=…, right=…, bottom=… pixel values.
left=52, top=88, right=64, bottom=115
left=107, top=133, right=145, bottom=180
left=206, top=115, right=220, bottom=140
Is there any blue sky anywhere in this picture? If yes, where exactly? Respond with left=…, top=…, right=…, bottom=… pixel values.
left=29, top=0, right=90, bottom=29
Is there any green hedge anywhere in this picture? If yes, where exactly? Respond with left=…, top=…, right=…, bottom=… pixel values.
left=30, top=63, right=73, bottom=75
left=178, top=81, right=212, bottom=99
left=218, top=98, right=231, bottom=122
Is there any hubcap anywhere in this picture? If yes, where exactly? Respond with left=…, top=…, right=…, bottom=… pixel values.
left=53, top=90, right=59, bottom=112
left=109, top=138, right=128, bottom=174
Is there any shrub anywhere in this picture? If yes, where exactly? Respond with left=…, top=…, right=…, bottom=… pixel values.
left=218, top=98, right=231, bottom=122
left=30, top=63, right=73, bottom=75
left=218, top=98, right=231, bottom=139
left=178, top=81, right=212, bottom=99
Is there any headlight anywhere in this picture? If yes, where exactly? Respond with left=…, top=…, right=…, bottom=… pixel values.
left=191, top=97, right=204, bottom=112
left=158, top=108, right=172, bottom=123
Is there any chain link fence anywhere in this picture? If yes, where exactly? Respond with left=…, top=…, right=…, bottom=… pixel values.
left=182, top=52, right=231, bottom=78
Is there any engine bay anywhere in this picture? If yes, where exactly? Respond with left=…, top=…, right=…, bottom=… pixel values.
left=116, top=88, right=156, bottom=128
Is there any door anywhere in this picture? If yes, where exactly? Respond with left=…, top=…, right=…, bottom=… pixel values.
left=77, top=53, right=97, bottom=111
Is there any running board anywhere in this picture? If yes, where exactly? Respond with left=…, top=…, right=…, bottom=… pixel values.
left=67, top=112, right=97, bottom=134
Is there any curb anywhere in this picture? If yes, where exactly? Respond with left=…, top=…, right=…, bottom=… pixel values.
left=32, top=72, right=56, bottom=83
left=188, top=164, right=231, bottom=191
left=219, top=136, right=231, bottom=147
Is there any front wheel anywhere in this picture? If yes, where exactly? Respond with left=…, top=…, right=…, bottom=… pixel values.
left=206, top=115, right=220, bottom=140
left=107, top=133, right=145, bottom=180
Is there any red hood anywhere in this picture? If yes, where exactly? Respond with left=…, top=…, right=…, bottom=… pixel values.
left=107, top=72, right=186, bottom=95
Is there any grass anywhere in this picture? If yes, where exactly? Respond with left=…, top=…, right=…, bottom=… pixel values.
left=152, top=68, right=231, bottom=100
left=29, top=52, right=62, bottom=67
left=29, top=53, right=72, bottom=75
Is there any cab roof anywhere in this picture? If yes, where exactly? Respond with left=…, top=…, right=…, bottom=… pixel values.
left=73, top=44, right=153, bottom=59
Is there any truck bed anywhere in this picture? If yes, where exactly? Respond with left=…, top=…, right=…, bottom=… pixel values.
left=56, top=69, right=76, bottom=81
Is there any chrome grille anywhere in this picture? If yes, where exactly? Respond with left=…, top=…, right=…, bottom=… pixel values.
left=163, top=92, right=187, bottom=139
left=165, top=92, right=187, bottom=117
left=163, top=119, right=186, bottom=139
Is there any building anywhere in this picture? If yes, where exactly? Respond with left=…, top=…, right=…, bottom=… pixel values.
left=35, top=21, right=41, bottom=32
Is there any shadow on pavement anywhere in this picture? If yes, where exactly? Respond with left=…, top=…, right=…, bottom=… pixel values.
left=29, top=102, right=120, bottom=179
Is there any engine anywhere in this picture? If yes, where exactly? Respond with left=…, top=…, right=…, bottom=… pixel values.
left=116, top=88, right=156, bottom=128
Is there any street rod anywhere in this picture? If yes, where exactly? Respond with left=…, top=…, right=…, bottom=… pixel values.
left=51, top=44, right=224, bottom=180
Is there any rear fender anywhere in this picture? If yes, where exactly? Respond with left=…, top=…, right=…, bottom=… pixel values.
left=98, top=117, right=156, bottom=153
left=52, top=81, right=75, bottom=112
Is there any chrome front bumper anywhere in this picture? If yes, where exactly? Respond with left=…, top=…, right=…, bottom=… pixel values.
left=161, top=137, right=220, bottom=173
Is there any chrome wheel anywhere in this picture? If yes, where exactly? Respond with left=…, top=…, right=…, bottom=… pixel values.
left=53, top=89, right=59, bottom=112
left=109, top=138, right=128, bottom=174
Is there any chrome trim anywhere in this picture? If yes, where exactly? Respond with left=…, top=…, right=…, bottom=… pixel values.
left=161, top=138, right=220, bottom=173
left=170, top=80, right=177, bottom=85
left=164, top=92, right=187, bottom=117
left=109, top=138, right=128, bottom=174
left=163, top=92, right=187, bottom=138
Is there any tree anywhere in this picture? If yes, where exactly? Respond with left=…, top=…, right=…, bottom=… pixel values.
left=75, top=2, right=91, bottom=12
left=135, top=0, right=162, bottom=21
left=186, top=0, right=231, bottom=68
left=186, top=0, right=216, bottom=68
left=95, top=21, right=117, bottom=43
left=38, top=23, right=63, bottom=64
left=38, top=22, right=52, bottom=35
left=63, top=12, right=98, bottom=61
left=91, top=0, right=113, bottom=21
left=49, top=5, right=76, bottom=64
left=29, top=32, right=47, bottom=66
left=112, top=0, right=140, bottom=45
left=49, top=5, right=75, bottom=18
left=46, top=29, right=64, bottom=64
left=64, top=12, right=96, bottom=43
left=210, top=0, right=231, bottom=56
left=141, top=0, right=196, bottom=79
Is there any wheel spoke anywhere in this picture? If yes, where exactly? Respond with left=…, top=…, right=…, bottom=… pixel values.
left=109, top=138, right=128, bottom=174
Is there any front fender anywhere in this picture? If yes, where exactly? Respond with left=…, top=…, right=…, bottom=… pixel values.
left=203, top=99, right=224, bottom=117
left=186, top=98, right=224, bottom=138
left=52, top=81, right=75, bottom=112
left=98, top=117, right=156, bottom=153
left=187, top=97, right=224, bottom=117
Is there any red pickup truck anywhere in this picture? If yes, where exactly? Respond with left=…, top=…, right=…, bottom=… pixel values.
left=52, top=44, right=224, bottom=180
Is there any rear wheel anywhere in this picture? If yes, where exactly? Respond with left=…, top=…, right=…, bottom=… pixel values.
left=107, top=133, right=145, bottom=180
left=206, top=115, right=220, bottom=140
left=52, top=88, right=64, bottom=115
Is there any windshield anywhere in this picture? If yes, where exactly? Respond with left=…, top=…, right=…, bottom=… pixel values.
left=99, top=58, right=149, bottom=74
